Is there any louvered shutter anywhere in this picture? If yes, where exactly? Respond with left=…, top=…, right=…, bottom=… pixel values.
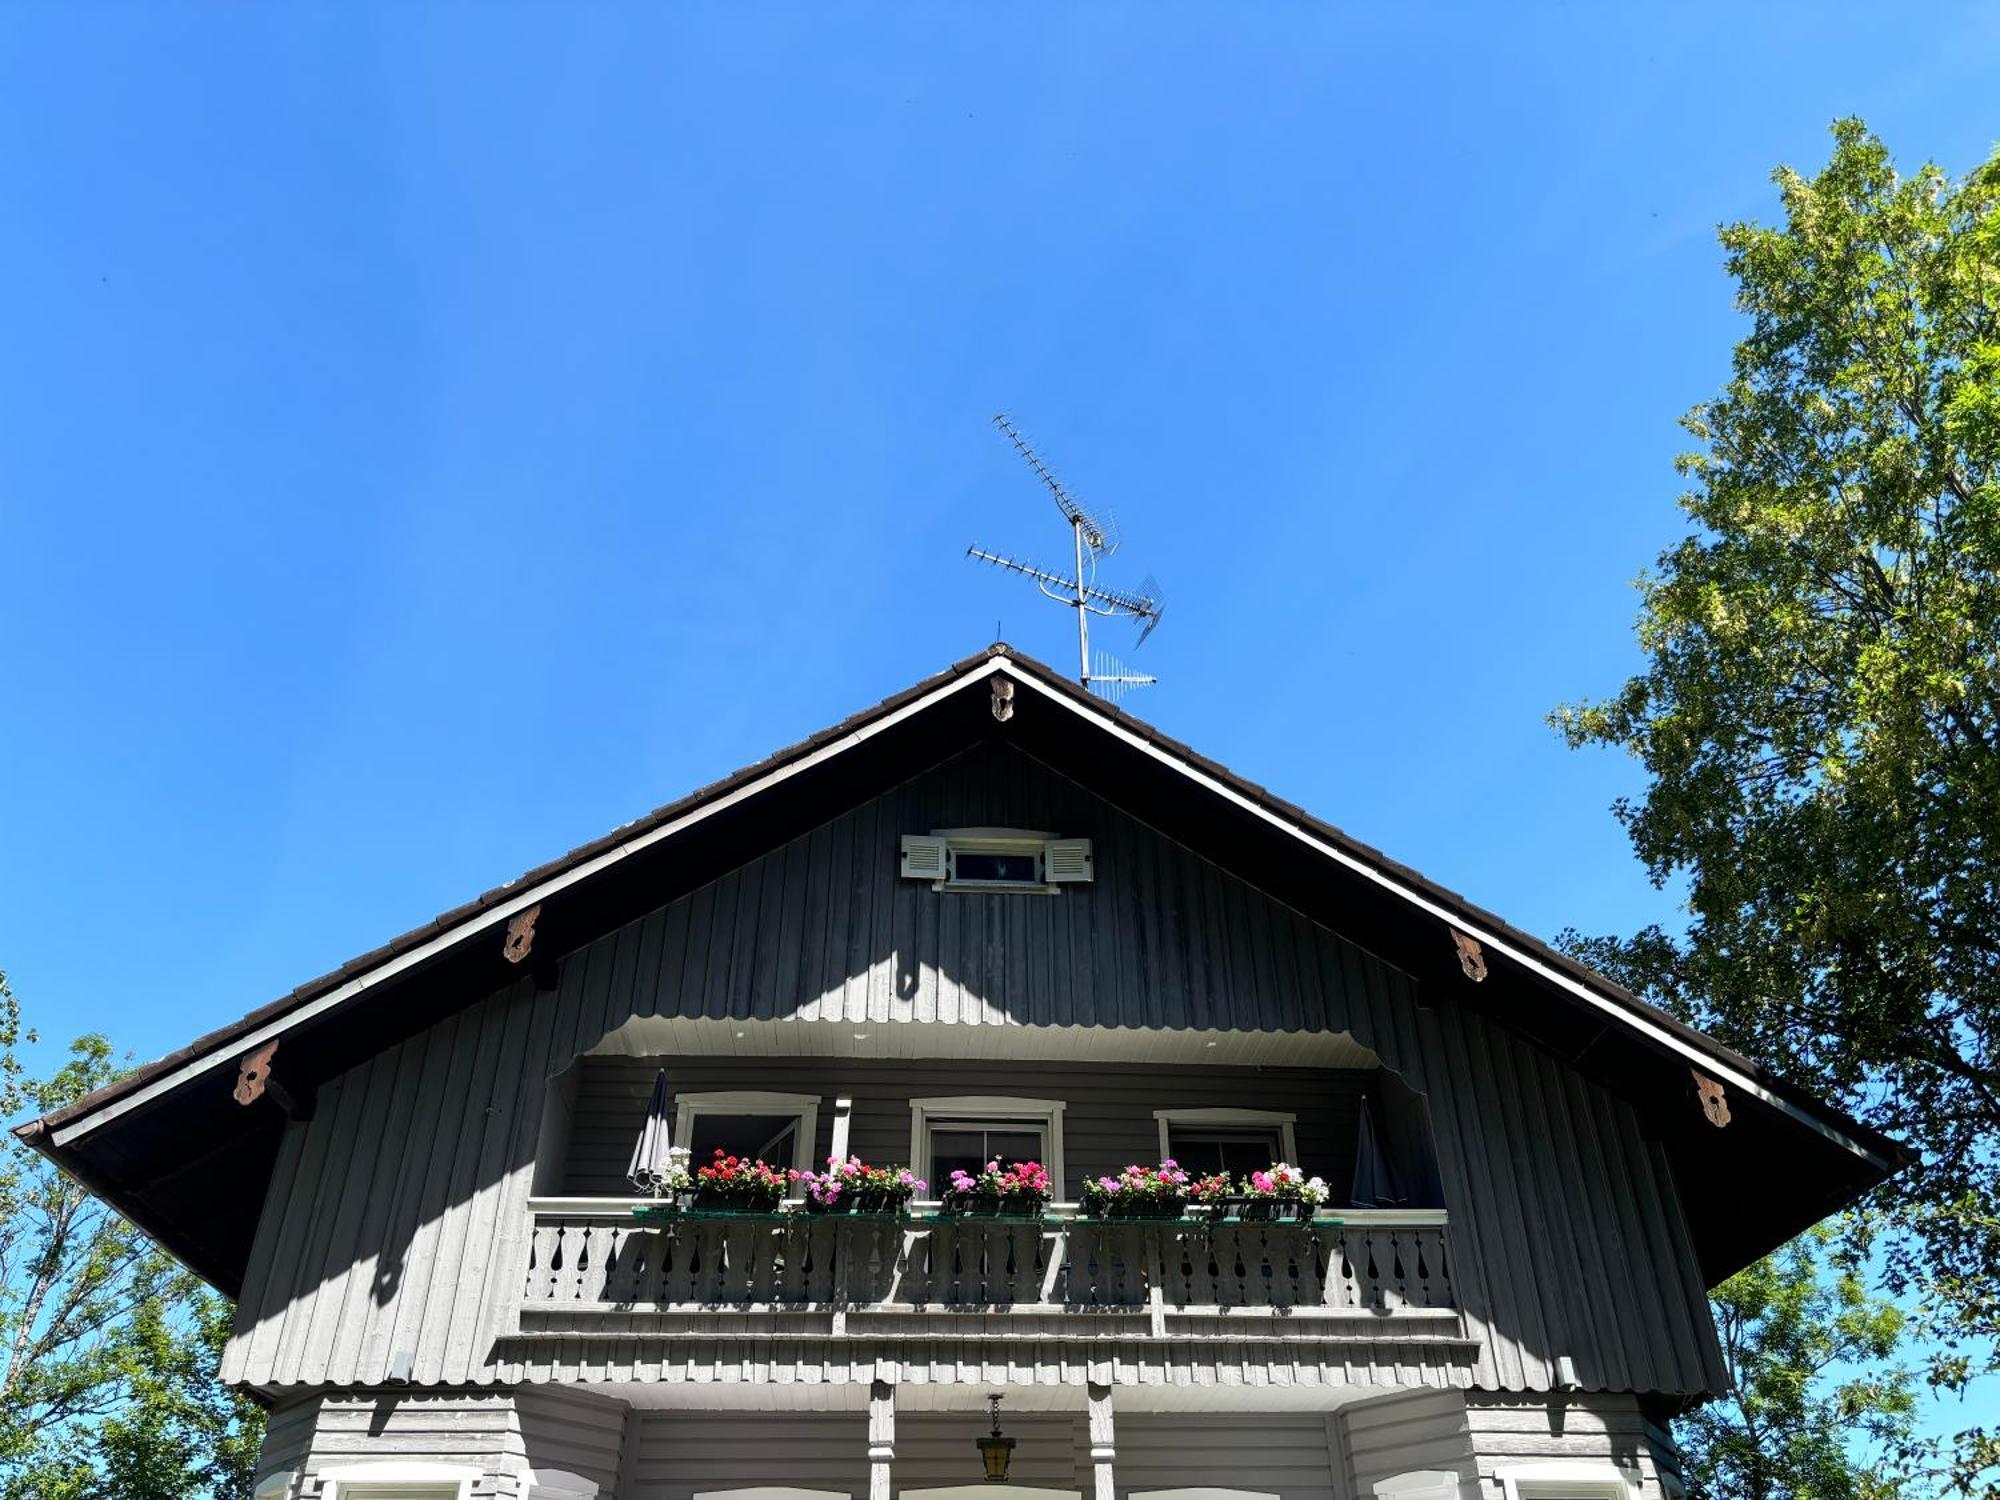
left=1043, top=838, right=1094, bottom=883
left=900, top=834, right=948, bottom=881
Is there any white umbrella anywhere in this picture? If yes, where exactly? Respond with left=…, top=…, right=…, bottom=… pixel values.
left=627, top=1068, right=681, bottom=1194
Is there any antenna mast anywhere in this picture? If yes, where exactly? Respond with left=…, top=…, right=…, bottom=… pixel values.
left=969, top=415, right=1164, bottom=698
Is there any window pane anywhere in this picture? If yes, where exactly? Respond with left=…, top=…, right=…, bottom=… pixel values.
left=689, top=1113, right=800, bottom=1165
left=952, top=851, right=1040, bottom=883
left=1167, top=1126, right=1283, bottom=1178
left=930, top=1122, right=1047, bottom=1185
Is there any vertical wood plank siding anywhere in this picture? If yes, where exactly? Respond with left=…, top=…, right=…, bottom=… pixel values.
left=224, top=743, right=1725, bottom=1399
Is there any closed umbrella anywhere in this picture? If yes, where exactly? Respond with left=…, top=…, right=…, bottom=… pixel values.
left=1350, top=1096, right=1406, bottom=1208
left=627, top=1068, right=679, bottom=1194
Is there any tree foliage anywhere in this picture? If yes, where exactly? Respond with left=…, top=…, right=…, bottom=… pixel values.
left=1680, top=1224, right=1916, bottom=1500
left=1555, top=119, right=2000, bottom=1492
left=0, top=969, right=263, bottom=1499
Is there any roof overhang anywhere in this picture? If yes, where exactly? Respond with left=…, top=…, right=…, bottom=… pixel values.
left=18, top=645, right=1906, bottom=1294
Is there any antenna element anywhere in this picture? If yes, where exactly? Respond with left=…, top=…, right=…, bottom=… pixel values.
left=971, top=414, right=1165, bottom=699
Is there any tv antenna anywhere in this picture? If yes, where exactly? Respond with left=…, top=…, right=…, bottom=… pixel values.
left=969, top=414, right=1164, bottom=699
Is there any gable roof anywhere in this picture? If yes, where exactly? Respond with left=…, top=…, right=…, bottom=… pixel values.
left=18, top=644, right=1906, bottom=1293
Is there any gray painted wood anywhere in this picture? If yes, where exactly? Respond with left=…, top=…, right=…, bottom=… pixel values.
left=1339, top=1389, right=1477, bottom=1496
left=223, top=742, right=1725, bottom=1402
left=1463, top=1393, right=1674, bottom=1498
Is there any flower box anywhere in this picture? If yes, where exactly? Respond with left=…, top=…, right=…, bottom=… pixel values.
left=793, top=1157, right=924, bottom=1214
left=1227, top=1197, right=1309, bottom=1223
left=1090, top=1199, right=1187, bottom=1220
left=1080, top=1161, right=1196, bottom=1220
left=804, top=1190, right=907, bottom=1216
left=942, top=1158, right=1053, bottom=1218
left=688, top=1189, right=784, bottom=1215
left=688, top=1149, right=788, bottom=1214
left=941, top=1191, right=1047, bottom=1219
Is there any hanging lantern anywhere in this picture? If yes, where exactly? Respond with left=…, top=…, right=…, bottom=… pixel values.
left=975, top=1393, right=1015, bottom=1482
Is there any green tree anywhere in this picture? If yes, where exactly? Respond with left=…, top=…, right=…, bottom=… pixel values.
left=0, top=970, right=263, bottom=1499
left=1680, top=1224, right=1916, bottom=1500
left=1555, top=119, right=2000, bottom=1493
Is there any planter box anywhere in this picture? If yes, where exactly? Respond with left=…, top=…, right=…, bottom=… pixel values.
left=688, top=1191, right=785, bottom=1216
left=805, top=1193, right=912, bottom=1216
left=941, top=1192, right=1048, bottom=1219
left=1082, top=1199, right=1189, bottom=1221
left=1231, top=1198, right=1310, bottom=1222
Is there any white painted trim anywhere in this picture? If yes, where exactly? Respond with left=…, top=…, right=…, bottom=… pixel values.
left=1153, top=1108, right=1298, bottom=1166
left=252, top=1473, right=296, bottom=1500
left=693, top=1490, right=849, bottom=1500
left=319, top=1460, right=479, bottom=1500
left=829, top=1096, right=854, bottom=1163
left=909, top=1095, right=1067, bottom=1196
left=903, top=1489, right=1078, bottom=1500
left=1496, top=1461, right=1638, bottom=1500
left=988, top=657, right=1890, bottom=1170
left=674, top=1091, right=822, bottom=1183
left=50, top=664, right=998, bottom=1145
left=1132, top=1491, right=1281, bottom=1500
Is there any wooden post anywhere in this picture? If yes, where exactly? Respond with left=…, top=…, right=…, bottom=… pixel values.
left=1087, top=1382, right=1116, bottom=1500
left=829, top=1096, right=855, bottom=1163
left=868, top=1377, right=896, bottom=1500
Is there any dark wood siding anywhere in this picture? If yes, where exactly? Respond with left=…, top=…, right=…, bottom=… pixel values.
left=224, top=742, right=1726, bottom=1401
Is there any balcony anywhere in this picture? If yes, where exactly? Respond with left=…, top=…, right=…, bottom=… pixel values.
left=517, top=1203, right=1458, bottom=1343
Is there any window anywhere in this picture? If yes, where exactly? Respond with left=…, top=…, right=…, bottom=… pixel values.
left=899, top=829, right=1093, bottom=892
left=673, top=1091, right=820, bottom=1184
left=1155, top=1108, right=1298, bottom=1175
left=929, top=1121, right=1048, bottom=1184
left=910, top=1096, right=1066, bottom=1196
left=318, top=1463, right=478, bottom=1500
left=1497, top=1463, right=1637, bottom=1500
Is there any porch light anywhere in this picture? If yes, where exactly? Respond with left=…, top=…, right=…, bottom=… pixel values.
left=976, top=1393, right=1015, bottom=1482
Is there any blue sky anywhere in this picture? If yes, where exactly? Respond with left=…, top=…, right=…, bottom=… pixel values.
left=2, top=0, right=1997, bottom=1440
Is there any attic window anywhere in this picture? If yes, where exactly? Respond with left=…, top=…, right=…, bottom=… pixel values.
left=900, top=829, right=1093, bottom=892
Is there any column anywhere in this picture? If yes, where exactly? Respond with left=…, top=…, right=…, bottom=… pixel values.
left=1087, top=1382, right=1116, bottom=1500
left=869, top=1378, right=896, bottom=1500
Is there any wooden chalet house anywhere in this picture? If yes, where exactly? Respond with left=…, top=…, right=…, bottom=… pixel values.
left=20, top=646, right=1903, bottom=1500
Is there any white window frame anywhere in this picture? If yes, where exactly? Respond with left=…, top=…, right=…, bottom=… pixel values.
left=927, top=827, right=1064, bottom=893
left=695, top=1490, right=850, bottom=1500
left=674, top=1091, right=822, bottom=1186
left=1154, top=1107, right=1298, bottom=1167
left=910, top=1096, right=1067, bottom=1197
left=1496, top=1461, right=1638, bottom=1500
left=318, top=1461, right=478, bottom=1500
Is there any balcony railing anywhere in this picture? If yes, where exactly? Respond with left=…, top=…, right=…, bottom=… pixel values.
left=517, top=1202, right=1456, bottom=1333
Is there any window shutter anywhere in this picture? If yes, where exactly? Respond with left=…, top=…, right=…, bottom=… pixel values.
left=900, top=835, right=948, bottom=881
left=1043, top=838, right=1094, bottom=883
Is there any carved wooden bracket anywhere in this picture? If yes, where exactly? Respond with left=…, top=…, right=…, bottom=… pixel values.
left=234, top=1039, right=313, bottom=1119
left=990, top=675, right=1016, bottom=723
left=1693, top=1071, right=1731, bottom=1127
left=1449, top=928, right=1487, bottom=982
left=503, top=904, right=541, bottom=965
left=234, top=1040, right=278, bottom=1106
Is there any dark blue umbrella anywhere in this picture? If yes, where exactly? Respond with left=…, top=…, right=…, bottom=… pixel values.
left=1350, top=1096, right=1407, bottom=1208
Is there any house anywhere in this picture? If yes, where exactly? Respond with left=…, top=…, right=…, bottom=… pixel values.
left=19, top=645, right=1904, bottom=1500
